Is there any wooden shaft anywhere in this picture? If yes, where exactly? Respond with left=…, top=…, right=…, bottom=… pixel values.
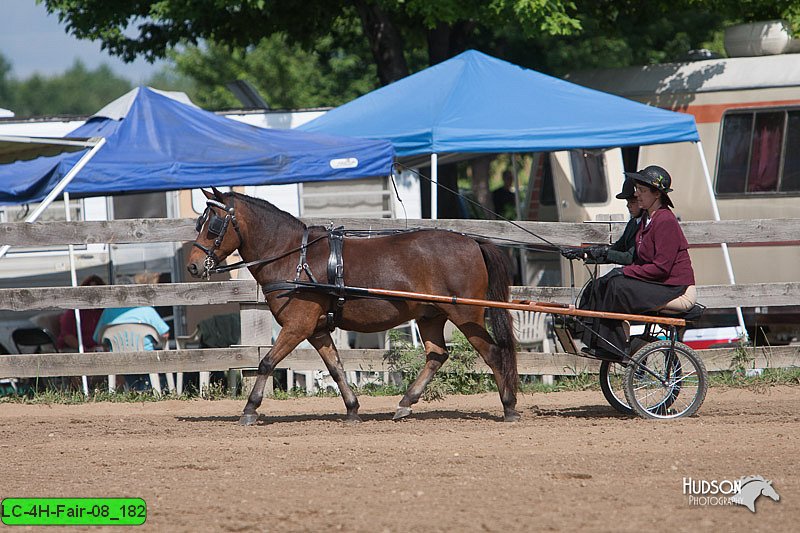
left=364, top=287, right=686, bottom=327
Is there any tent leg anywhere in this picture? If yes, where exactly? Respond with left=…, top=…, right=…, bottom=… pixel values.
left=695, top=141, right=748, bottom=342
left=0, top=138, right=106, bottom=261
left=430, top=153, right=438, bottom=220
left=64, top=192, right=90, bottom=396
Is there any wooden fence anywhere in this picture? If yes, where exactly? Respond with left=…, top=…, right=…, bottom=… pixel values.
left=0, top=217, right=799, bottom=385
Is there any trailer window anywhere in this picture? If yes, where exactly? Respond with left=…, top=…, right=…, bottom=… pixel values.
left=747, top=112, right=782, bottom=192
left=569, top=149, right=608, bottom=204
left=717, top=114, right=752, bottom=193
left=782, top=112, right=800, bottom=192
left=717, top=109, right=800, bottom=194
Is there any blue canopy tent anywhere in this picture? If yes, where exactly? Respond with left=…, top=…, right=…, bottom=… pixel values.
left=0, top=88, right=396, bottom=374
left=0, top=86, right=395, bottom=206
left=300, top=49, right=704, bottom=219
left=300, top=50, right=745, bottom=333
left=299, top=49, right=698, bottom=155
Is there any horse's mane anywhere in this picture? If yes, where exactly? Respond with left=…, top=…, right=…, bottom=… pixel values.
left=227, top=191, right=306, bottom=231
left=739, top=475, right=768, bottom=486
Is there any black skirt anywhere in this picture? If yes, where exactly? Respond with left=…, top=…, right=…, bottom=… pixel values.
left=579, top=268, right=687, bottom=355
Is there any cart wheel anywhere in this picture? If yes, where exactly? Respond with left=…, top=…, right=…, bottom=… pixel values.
left=623, top=340, right=708, bottom=419
left=599, top=360, right=633, bottom=415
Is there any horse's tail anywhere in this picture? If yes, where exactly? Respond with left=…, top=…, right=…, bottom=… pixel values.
left=478, top=240, right=518, bottom=391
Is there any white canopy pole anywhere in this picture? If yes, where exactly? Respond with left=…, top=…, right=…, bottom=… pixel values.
left=430, top=153, right=438, bottom=220
left=63, top=191, right=90, bottom=396
left=0, top=137, right=106, bottom=260
left=695, top=141, right=749, bottom=341
left=511, top=153, right=527, bottom=284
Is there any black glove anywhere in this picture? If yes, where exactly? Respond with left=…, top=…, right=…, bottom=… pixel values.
left=560, top=247, right=585, bottom=260
left=586, top=245, right=608, bottom=262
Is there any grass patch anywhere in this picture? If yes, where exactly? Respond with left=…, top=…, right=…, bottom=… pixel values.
left=386, top=329, right=497, bottom=401
left=3, top=366, right=800, bottom=405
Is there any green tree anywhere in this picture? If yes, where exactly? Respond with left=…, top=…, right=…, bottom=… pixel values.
left=0, top=54, right=14, bottom=115
left=40, top=0, right=800, bottom=100
left=39, top=0, right=581, bottom=87
left=4, top=60, right=132, bottom=117
left=173, top=26, right=379, bottom=110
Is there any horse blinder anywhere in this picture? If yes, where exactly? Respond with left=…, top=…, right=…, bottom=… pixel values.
left=195, top=209, right=209, bottom=233
left=195, top=207, right=227, bottom=238
left=207, top=213, right=226, bottom=237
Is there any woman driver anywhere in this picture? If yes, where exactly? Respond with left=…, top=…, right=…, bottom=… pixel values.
left=580, top=165, right=696, bottom=360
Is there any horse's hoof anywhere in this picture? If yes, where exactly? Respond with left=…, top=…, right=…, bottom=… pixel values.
left=503, top=410, right=521, bottom=423
left=393, top=406, right=413, bottom=420
left=238, top=413, right=259, bottom=426
left=344, top=415, right=362, bottom=426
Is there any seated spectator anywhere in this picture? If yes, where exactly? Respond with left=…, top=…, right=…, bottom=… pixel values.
left=56, top=274, right=106, bottom=351
left=93, top=272, right=170, bottom=390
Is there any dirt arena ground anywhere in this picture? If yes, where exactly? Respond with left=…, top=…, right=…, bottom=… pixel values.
left=1, top=386, right=798, bottom=532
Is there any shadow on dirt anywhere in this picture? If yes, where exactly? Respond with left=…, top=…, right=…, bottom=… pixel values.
left=528, top=404, right=631, bottom=419
left=177, top=409, right=502, bottom=425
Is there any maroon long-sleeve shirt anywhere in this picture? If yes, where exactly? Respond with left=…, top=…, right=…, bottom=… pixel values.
left=622, top=206, right=695, bottom=286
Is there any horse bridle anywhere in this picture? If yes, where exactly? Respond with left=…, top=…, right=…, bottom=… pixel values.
left=193, top=197, right=332, bottom=281
left=192, top=199, right=243, bottom=278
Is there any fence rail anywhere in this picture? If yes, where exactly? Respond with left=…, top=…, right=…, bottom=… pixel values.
left=0, top=217, right=798, bottom=384
left=2, top=280, right=800, bottom=312
left=2, top=345, right=798, bottom=379
left=4, top=217, right=800, bottom=246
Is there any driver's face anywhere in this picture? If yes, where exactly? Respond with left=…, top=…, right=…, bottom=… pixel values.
left=635, top=184, right=660, bottom=211
left=626, top=197, right=642, bottom=218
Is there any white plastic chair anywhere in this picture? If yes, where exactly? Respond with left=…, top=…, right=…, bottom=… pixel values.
left=511, top=311, right=551, bottom=352
left=100, top=323, right=176, bottom=395
left=175, top=326, right=207, bottom=396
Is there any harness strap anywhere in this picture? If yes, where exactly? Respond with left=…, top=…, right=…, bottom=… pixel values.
left=294, top=228, right=318, bottom=283
left=212, top=233, right=326, bottom=274
left=326, top=228, right=346, bottom=330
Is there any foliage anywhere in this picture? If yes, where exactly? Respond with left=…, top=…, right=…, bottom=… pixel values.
left=386, top=329, right=497, bottom=401
left=172, top=29, right=378, bottom=110
left=38, top=0, right=581, bottom=89
left=26, top=0, right=800, bottom=114
left=4, top=366, right=800, bottom=404
left=0, top=59, right=133, bottom=116
left=729, top=335, right=756, bottom=374
left=709, top=367, right=800, bottom=390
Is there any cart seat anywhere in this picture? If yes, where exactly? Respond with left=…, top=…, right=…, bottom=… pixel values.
left=655, top=302, right=706, bottom=322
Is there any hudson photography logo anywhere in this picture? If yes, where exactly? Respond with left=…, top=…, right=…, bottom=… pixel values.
left=683, top=475, right=780, bottom=512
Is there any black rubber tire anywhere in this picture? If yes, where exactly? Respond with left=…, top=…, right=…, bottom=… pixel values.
left=623, top=340, right=708, bottom=419
left=599, top=360, right=634, bottom=415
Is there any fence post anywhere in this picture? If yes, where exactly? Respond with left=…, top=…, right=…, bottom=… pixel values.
left=239, top=302, right=273, bottom=397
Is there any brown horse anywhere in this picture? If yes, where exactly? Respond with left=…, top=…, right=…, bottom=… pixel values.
left=186, top=188, right=519, bottom=424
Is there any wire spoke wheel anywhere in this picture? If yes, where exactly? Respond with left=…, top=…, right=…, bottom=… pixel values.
left=623, top=340, right=708, bottom=419
left=599, top=360, right=633, bottom=415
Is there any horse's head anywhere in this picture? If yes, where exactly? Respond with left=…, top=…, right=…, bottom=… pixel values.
left=187, top=188, right=243, bottom=279
left=762, top=480, right=780, bottom=502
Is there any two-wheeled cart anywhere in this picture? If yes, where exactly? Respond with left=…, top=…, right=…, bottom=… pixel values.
left=286, top=281, right=708, bottom=420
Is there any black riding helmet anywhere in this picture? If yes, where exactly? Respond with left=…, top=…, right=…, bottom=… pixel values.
left=625, top=165, right=674, bottom=207
left=615, top=177, right=636, bottom=200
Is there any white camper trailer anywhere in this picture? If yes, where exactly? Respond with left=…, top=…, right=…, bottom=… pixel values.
left=553, top=22, right=800, bottom=338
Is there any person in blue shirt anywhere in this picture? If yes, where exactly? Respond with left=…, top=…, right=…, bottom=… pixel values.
left=93, top=272, right=170, bottom=391
left=93, top=306, right=170, bottom=350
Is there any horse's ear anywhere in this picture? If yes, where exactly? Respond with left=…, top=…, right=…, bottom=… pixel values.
left=211, top=187, right=225, bottom=201
left=201, top=189, right=214, bottom=200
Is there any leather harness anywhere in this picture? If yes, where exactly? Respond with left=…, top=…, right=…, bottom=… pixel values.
left=326, top=228, right=346, bottom=330
left=289, top=226, right=346, bottom=330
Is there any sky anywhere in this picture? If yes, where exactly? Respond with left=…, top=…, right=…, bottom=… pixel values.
left=0, top=0, right=167, bottom=83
